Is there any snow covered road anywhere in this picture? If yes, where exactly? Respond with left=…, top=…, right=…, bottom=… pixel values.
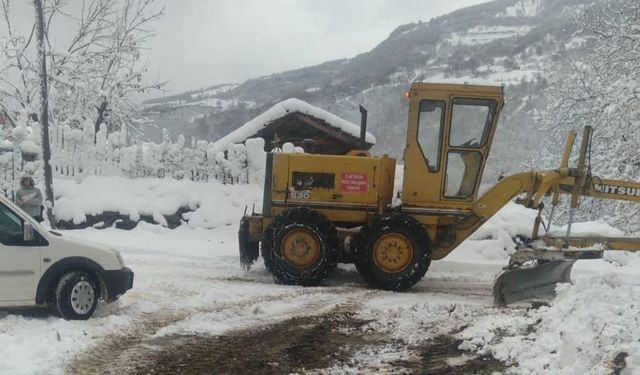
left=0, top=222, right=519, bottom=375
left=1, top=178, right=639, bottom=374
left=62, top=224, right=516, bottom=375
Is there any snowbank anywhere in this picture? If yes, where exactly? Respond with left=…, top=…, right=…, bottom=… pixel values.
left=459, top=273, right=640, bottom=374
left=0, top=312, right=132, bottom=375
left=209, top=98, right=376, bottom=154
left=448, top=203, right=539, bottom=263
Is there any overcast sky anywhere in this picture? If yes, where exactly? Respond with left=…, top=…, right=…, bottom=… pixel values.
left=4, top=0, right=490, bottom=95
left=147, top=0, right=491, bottom=94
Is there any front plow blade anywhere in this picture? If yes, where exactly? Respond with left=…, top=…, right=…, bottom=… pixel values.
left=493, top=260, right=576, bottom=306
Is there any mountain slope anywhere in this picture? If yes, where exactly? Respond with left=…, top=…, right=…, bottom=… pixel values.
left=144, top=0, right=595, bottom=180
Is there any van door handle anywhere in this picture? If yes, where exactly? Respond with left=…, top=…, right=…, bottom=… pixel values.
left=43, top=257, right=51, bottom=263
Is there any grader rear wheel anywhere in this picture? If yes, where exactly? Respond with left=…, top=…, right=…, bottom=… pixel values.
left=355, top=213, right=431, bottom=291
left=261, top=207, right=339, bottom=286
left=372, top=233, right=415, bottom=273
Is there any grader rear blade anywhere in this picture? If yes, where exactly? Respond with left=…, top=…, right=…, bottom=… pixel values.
left=493, top=260, right=576, bottom=306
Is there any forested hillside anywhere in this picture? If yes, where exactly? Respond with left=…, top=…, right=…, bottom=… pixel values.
left=144, top=0, right=638, bottom=230
left=144, top=0, right=589, bottom=171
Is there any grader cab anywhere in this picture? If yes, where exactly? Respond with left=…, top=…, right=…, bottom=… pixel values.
left=239, top=82, right=640, bottom=304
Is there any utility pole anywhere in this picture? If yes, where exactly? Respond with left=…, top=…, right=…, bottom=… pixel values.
left=34, top=0, right=56, bottom=228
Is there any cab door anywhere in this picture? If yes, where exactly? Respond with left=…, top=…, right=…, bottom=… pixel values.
left=0, top=202, right=41, bottom=305
left=402, top=83, right=504, bottom=210
left=441, top=97, right=500, bottom=202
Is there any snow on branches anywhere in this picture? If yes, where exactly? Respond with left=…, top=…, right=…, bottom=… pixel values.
left=536, top=0, right=640, bottom=233
left=0, top=0, right=165, bottom=140
left=0, top=118, right=269, bottom=201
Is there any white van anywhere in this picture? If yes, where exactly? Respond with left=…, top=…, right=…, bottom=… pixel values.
left=0, top=194, right=133, bottom=320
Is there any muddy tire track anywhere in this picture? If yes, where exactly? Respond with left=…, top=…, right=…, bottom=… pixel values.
left=68, top=310, right=187, bottom=375
left=67, top=288, right=373, bottom=375
left=130, top=310, right=378, bottom=375
left=67, top=284, right=510, bottom=375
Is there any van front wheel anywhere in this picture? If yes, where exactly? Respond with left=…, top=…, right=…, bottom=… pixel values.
left=55, top=271, right=100, bottom=320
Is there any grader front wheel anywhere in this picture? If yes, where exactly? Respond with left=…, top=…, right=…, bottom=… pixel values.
left=261, top=207, right=339, bottom=286
left=281, top=228, right=321, bottom=268
left=355, top=214, right=431, bottom=291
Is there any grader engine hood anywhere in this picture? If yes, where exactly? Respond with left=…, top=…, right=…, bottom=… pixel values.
left=263, top=152, right=396, bottom=224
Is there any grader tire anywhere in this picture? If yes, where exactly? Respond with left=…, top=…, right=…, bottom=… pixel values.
left=261, top=207, right=339, bottom=286
left=355, top=213, right=431, bottom=291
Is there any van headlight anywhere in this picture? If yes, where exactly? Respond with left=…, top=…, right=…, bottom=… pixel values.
left=111, top=249, right=126, bottom=267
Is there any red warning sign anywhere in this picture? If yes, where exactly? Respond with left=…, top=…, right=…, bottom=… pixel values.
left=340, top=172, right=369, bottom=193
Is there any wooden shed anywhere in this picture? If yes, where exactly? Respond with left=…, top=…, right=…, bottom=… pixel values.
left=209, top=99, right=376, bottom=155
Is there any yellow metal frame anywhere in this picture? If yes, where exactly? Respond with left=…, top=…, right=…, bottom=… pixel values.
left=267, top=152, right=396, bottom=224
left=402, top=83, right=505, bottom=210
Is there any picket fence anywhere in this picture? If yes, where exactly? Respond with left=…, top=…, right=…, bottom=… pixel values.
left=0, top=124, right=260, bottom=201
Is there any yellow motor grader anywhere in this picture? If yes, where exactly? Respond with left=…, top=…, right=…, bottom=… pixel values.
left=239, top=82, right=640, bottom=304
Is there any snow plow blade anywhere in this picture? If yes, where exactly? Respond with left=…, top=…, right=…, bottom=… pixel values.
left=493, top=260, right=576, bottom=306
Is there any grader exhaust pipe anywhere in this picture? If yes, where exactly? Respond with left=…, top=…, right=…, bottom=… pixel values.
left=359, top=105, right=367, bottom=148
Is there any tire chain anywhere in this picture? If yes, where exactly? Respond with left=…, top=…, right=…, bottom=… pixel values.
left=262, top=207, right=339, bottom=286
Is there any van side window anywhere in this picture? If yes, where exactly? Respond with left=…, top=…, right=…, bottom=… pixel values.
left=0, top=204, right=24, bottom=245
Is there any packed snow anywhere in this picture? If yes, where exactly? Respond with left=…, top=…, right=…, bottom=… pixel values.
left=0, top=175, right=639, bottom=374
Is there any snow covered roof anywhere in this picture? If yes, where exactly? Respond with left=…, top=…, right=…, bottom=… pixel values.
left=209, top=98, right=376, bottom=154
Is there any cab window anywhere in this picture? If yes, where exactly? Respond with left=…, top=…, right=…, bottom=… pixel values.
left=0, top=203, right=24, bottom=245
left=445, top=150, right=483, bottom=198
left=449, top=98, right=497, bottom=148
left=417, top=100, right=445, bottom=172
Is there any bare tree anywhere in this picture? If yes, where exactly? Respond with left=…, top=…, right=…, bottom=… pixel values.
left=34, top=0, right=55, bottom=226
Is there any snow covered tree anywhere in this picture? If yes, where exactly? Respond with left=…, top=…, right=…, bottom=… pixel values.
left=536, top=0, right=640, bottom=232
left=0, top=0, right=165, bottom=140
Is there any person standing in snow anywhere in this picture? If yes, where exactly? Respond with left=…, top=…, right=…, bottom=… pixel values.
left=15, top=175, right=44, bottom=222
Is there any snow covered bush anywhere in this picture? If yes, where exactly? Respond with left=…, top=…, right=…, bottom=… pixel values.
left=0, top=117, right=268, bottom=200
left=245, top=138, right=267, bottom=185
left=53, top=176, right=262, bottom=229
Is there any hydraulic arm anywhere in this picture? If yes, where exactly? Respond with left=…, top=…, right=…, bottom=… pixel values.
left=491, top=126, right=640, bottom=304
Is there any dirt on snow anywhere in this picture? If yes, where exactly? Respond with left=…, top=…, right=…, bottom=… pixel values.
left=69, top=308, right=507, bottom=375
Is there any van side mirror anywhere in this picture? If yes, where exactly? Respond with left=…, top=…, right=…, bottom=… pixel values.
left=23, top=222, right=34, bottom=242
